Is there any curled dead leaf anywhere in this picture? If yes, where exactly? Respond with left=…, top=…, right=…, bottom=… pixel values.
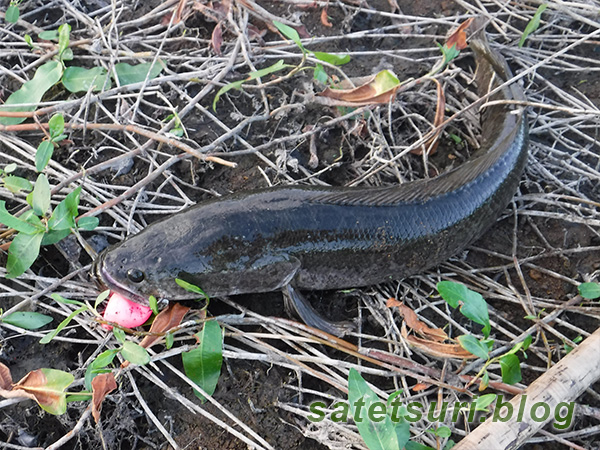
left=410, top=78, right=446, bottom=155
left=0, top=362, right=12, bottom=390
left=446, top=18, right=474, bottom=51
left=92, top=372, right=117, bottom=423
left=139, top=302, right=191, bottom=349
left=320, top=8, right=332, bottom=27
left=319, top=70, right=401, bottom=106
left=401, top=323, right=477, bottom=360
left=14, top=370, right=54, bottom=404
left=211, top=22, right=223, bottom=55
left=387, top=298, right=448, bottom=342
left=412, top=382, right=430, bottom=392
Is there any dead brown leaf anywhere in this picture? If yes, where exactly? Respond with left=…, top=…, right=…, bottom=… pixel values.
left=211, top=22, right=223, bottom=55
left=13, top=370, right=61, bottom=406
left=320, top=8, right=332, bottom=27
left=319, top=70, right=401, bottom=106
left=0, top=364, right=37, bottom=403
left=0, top=363, right=12, bottom=390
left=192, top=0, right=229, bottom=23
left=387, top=298, right=448, bottom=342
left=138, top=302, right=190, bottom=349
left=446, top=18, right=474, bottom=51
left=92, top=373, right=117, bottom=423
left=412, top=382, right=430, bottom=392
left=401, top=323, right=477, bottom=360
left=411, top=78, right=445, bottom=155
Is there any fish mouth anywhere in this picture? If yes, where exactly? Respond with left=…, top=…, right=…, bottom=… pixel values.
left=92, top=250, right=150, bottom=306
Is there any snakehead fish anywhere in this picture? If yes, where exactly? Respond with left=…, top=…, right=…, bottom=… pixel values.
left=94, top=32, right=528, bottom=335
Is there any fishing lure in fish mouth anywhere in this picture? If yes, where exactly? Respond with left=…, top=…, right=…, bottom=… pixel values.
left=93, top=27, right=528, bottom=336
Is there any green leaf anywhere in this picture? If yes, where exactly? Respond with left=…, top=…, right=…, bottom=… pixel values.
left=36, top=368, right=75, bottom=415
left=24, top=34, right=34, bottom=48
left=499, top=354, right=522, bottom=385
left=313, top=63, right=328, bottom=84
left=62, top=66, right=111, bottom=93
left=121, top=341, right=150, bottom=365
left=50, top=293, right=86, bottom=307
left=114, top=61, right=163, bottom=86
left=30, top=173, right=51, bottom=216
left=175, top=278, right=209, bottom=299
left=0, top=201, right=40, bottom=234
left=0, top=60, right=63, bottom=126
left=437, top=42, right=460, bottom=67
left=61, top=48, right=73, bottom=61
left=182, top=320, right=223, bottom=401
left=313, top=51, right=351, bottom=66
left=2, top=311, right=53, bottom=329
left=165, top=332, right=174, bottom=349
left=66, top=392, right=92, bottom=402
left=149, top=295, right=158, bottom=315
left=564, top=335, right=583, bottom=354
left=457, top=335, right=490, bottom=360
left=405, top=442, right=436, bottom=450
left=77, top=216, right=99, bottom=231
left=435, top=426, right=452, bottom=438
left=505, top=335, right=532, bottom=357
left=272, top=20, right=305, bottom=52
left=52, top=133, right=67, bottom=143
left=213, top=60, right=288, bottom=110
left=64, top=186, right=81, bottom=216
left=436, top=281, right=464, bottom=308
left=5, top=4, right=19, bottom=23
left=112, top=327, right=126, bottom=343
left=94, top=290, right=110, bottom=310
left=48, top=113, right=64, bottom=140
left=3, top=175, right=32, bottom=194
left=57, top=24, right=71, bottom=58
left=579, top=282, right=600, bottom=300
left=480, top=370, right=490, bottom=390
left=36, top=140, right=54, bottom=172
left=473, top=394, right=497, bottom=412
left=6, top=231, right=44, bottom=278
left=39, top=306, right=87, bottom=344
left=4, top=163, right=17, bottom=173
left=371, top=70, right=401, bottom=95
left=437, top=281, right=491, bottom=338
left=348, top=368, right=410, bottom=450
left=47, top=197, right=75, bottom=231
left=41, top=229, right=70, bottom=246
left=522, top=334, right=533, bottom=351
left=45, top=186, right=82, bottom=236
left=449, top=133, right=462, bottom=145
left=38, top=30, right=59, bottom=41
left=84, top=349, right=119, bottom=391
left=519, top=4, right=547, bottom=48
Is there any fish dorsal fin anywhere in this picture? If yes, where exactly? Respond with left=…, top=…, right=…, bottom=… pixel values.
left=311, top=118, right=519, bottom=207
left=313, top=30, right=525, bottom=208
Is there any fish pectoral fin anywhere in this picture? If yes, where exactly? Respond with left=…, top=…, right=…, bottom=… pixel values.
left=282, top=284, right=355, bottom=337
left=245, top=254, right=301, bottom=292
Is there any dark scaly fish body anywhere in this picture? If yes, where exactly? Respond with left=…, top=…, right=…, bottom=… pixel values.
left=95, top=33, right=528, bottom=327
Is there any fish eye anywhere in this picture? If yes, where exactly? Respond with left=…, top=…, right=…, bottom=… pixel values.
left=127, top=269, right=145, bottom=283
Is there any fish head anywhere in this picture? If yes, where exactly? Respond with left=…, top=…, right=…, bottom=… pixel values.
left=93, top=237, right=204, bottom=305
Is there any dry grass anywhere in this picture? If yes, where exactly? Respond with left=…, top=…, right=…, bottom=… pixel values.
left=1, top=0, right=600, bottom=449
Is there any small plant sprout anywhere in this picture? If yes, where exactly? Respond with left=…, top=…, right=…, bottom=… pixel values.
left=519, top=4, right=548, bottom=48
left=213, top=20, right=351, bottom=110
left=437, top=281, right=533, bottom=389
left=0, top=180, right=99, bottom=278
left=5, top=0, right=21, bottom=23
